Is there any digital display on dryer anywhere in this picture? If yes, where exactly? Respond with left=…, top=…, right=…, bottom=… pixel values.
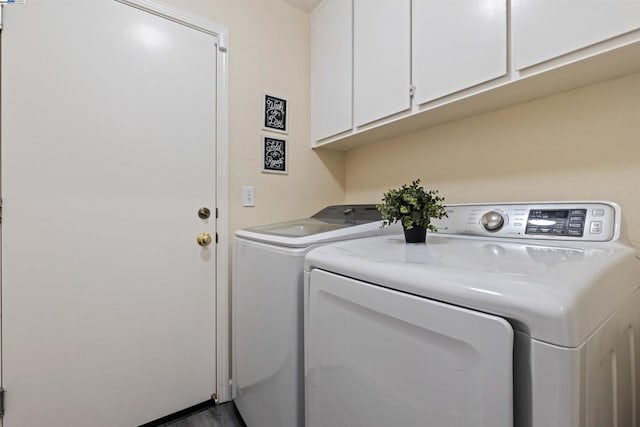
left=529, top=210, right=569, bottom=219
left=526, top=209, right=586, bottom=237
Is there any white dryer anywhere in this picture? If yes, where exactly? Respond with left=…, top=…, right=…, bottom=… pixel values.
left=304, top=202, right=640, bottom=427
left=233, top=205, right=399, bottom=427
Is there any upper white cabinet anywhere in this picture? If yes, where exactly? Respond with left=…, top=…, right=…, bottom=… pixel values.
left=412, top=0, right=507, bottom=106
left=353, top=0, right=411, bottom=127
left=311, top=0, right=353, bottom=142
left=310, top=0, right=640, bottom=149
left=513, top=0, right=640, bottom=70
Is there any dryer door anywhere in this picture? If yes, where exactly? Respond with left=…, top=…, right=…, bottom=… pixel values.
left=306, top=269, right=514, bottom=427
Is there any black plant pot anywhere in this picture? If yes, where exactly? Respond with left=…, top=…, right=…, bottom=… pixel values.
left=403, top=225, right=427, bottom=243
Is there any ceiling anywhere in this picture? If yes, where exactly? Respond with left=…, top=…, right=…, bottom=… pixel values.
left=283, top=0, right=322, bottom=12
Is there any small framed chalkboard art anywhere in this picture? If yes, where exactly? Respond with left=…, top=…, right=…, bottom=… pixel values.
left=262, top=93, right=288, bottom=134
left=262, top=135, right=288, bottom=174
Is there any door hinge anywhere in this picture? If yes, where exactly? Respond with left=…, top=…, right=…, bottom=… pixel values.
left=0, top=387, right=6, bottom=417
left=409, top=85, right=416, bottom=97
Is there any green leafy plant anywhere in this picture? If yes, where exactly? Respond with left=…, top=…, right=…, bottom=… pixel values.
left=376, top=179, right=447, bottom=232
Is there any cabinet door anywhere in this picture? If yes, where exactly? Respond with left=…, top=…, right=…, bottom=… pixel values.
left=513, top=0, right=640, bottom=70
left=311, top=0, right=353, bottom=142
left=353, top=0, right=411, bottom=127
left=412, top=0, right=507, bottom=106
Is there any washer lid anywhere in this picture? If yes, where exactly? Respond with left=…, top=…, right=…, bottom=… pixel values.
left=243, top=217, right=349, bottom=238
left=305, top=234, right=640, bottom=347
left=236, top=204, right=389, bottom=247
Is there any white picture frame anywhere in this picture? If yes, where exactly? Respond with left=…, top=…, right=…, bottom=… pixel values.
left=261, top=134, right=288, bottom=175
left=262, top=92, right=288, bottom=134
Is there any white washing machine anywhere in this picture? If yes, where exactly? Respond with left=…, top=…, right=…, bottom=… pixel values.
left=232, top=205, right=399, bottom=427
left=304, top=202, right=640, bottom=427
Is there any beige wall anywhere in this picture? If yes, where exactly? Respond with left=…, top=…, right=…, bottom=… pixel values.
left=345, top=72, right=640, bottom=246
left=136, top=1, right=640, bottom=249
left=156, top=0, right=345, bottom=236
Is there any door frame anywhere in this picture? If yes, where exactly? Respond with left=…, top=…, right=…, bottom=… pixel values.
left=115, top=0, right=231, bottom=402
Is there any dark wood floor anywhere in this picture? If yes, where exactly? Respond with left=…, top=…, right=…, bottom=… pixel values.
left=159, top=402, right=246, bottom=427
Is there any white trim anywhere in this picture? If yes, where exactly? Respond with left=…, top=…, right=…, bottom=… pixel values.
left=115, top=0, right=231, bottom=403
left=215, top=27, right=231, bottom=404
left=116, top=0, right=228, bottom=40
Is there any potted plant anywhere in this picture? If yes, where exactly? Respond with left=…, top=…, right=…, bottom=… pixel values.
left=377, top=179, right=448, bottom=243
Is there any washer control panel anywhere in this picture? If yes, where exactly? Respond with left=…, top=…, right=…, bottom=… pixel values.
left=431, top=202, right=617, bottom=242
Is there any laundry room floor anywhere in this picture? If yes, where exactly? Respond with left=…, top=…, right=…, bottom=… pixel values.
left=158, top=402, right=246, bottom=427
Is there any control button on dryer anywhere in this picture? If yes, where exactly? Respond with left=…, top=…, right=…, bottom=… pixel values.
left=481, top=211, right=505, bottom=232
left=592, top=209, right=605, bottom=217
left=567, top=230, right=583, bottom=237
left=568, top=223, right=584, bottom=228
left=590, top=221, right=603, bottom=234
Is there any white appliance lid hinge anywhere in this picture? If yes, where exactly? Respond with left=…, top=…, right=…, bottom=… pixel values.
left=409, top=85, right=416, bottom=97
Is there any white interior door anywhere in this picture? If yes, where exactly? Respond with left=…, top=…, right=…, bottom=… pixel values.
left=1, top=1, right=218, bottom=425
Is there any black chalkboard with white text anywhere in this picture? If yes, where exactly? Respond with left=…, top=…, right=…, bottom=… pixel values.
left=262, top=136, right=287, bottom=174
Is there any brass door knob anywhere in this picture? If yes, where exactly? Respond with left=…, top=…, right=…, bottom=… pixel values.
left=197, top=232, right=213, bottom=247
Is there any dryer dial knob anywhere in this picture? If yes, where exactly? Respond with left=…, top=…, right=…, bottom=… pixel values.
left=481, top=211, right=505, bottom=231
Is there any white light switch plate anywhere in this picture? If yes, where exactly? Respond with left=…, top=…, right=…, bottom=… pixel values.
left=242, top=186, right=255, bottom=207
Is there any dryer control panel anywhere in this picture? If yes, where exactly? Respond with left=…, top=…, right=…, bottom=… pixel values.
left=431, top=202, right=618, bottom=242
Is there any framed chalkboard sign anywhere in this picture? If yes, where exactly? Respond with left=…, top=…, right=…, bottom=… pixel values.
left=262, top=93, right=288, bottom=134
left=262, top=135, right=288, bottom=174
